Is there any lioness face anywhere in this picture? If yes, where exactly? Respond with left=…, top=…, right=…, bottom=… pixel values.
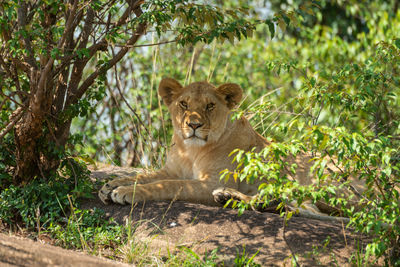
left=158, top=78, right=243, bottom=146
left=174, top=83, right=227, bottom=146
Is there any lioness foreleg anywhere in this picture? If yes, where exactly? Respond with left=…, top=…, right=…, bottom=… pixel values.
left=99, top=170, right=175, bottom=204
left=101, top=179, right=219, bottom=205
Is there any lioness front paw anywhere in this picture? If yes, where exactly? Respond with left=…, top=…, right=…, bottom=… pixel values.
left=212, top=187, right=244, bottom=205
left=109, top=186, right=134, bottom=205
left=98, top=183, right=116, bottom=204
left=98, top=178, right=136, bottom=204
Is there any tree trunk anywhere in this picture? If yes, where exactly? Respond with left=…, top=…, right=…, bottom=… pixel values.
left=13, top=69, right=70, bottom=184
left=14, top=113, right=72, bottom=184
left=14, top=116, right=42, bottom=184
left=13, top=72, right=49, bottom=183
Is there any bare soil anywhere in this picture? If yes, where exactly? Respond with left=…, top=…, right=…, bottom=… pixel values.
left=82, top=198, right=370, bottom=266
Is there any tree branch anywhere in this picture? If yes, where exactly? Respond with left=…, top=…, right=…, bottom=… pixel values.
left=17, top=1, right=37, bottom=69
left=0, top=90, right=25, bottom=108
left=53, top=40, right=108, bottom=78
left=53, top=3, right=84, bottom=115
left=65, top=6, right=96, bottom=108
left=67, top=3, right=147, bottom=106
left=0, top=107, right=25, bottom=141
left=34, top=0, right=79, bottom=115
left=114, top=39, right=177, bottom=48
left=54, top=0, right=142, bottom=80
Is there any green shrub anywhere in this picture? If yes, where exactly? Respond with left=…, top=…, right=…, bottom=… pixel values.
left=48, top=208, right=125, bottom=251
left=222, top=23, right=400, bottom=263
left=0, top=158, right=92, bottom=229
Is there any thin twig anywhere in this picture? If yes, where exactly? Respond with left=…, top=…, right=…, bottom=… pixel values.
left=324, top=151, right=364, bottom=199
left=114, top=39, right=177, bottom=48
left=0, top=91, right=25, bottom=108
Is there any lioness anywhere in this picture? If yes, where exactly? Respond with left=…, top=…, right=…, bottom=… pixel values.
left=99, top=78, right=362, bottom=217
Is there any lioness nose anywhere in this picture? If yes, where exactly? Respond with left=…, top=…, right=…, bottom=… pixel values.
left=187, top=122, right=203, bottom=130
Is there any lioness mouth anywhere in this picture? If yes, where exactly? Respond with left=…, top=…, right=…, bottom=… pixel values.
left=185, top=133, right=208, bottom=142
left=186, top=135, right=207, bottom=141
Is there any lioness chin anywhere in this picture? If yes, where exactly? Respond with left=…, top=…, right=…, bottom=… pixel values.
left=98, top=78, right=362, bottom=218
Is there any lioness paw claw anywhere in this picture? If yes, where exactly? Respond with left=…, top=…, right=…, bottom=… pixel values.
left=98, top=178, right=136, bottom=205
left=98, top=182, right=118, bottom=204
left=109, top=186, right=133, bottom=205
left=212, top=188, right=238, bottom=205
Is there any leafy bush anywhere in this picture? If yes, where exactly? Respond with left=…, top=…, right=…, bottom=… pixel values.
left=221, top=13, right=400, bottom=264
left=48, top=208, right=125, bottom=251
left=0, top=158, right=92, bottom=229
left=225, top=126, right=399, bottom=262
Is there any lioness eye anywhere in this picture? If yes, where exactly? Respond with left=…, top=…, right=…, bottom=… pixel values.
left=180, top=101, right=188, bottom=110
left=206, top=103, right=215, bottom=111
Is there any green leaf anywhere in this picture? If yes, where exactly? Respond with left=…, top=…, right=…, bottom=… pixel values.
left=394, top=38, right=400, bottom=49
left=265, top=20, right=275, bottom=39
left=50, top=48, right=60, bottom=59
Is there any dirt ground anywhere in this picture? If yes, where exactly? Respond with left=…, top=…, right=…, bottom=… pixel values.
left=0, top=165, right=374, bottom=266
left=82, top=198, right=371, bottom=266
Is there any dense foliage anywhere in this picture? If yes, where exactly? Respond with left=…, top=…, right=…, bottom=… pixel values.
left=1, top=0, right=400, bottom=265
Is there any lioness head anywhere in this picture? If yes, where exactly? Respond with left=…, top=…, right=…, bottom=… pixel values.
left=158, top=78, right=243, bottom=146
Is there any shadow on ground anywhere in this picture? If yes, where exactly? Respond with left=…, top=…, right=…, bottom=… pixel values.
left=82, top=195, right=369, bottom=266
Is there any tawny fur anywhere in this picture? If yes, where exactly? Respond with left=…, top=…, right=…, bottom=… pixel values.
left=98, top=78, right=365, bottom=218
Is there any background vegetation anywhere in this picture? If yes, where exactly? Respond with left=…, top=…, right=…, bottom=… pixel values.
left=1, top=0, right=400, bottom=265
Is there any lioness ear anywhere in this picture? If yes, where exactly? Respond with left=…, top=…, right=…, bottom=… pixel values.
left=158, top=78, right=184, bottom=106
left=215, top=83, right=243, bottom=109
